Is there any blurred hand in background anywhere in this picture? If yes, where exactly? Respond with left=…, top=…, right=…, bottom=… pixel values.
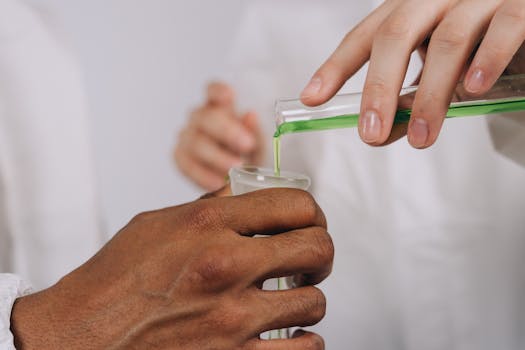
left=175, top=82, right=264, bottom=191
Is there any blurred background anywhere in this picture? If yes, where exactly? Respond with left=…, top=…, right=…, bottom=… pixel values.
left=25, top=0, right=243, bottom=233
left=5, top=2, right=525, bottom=348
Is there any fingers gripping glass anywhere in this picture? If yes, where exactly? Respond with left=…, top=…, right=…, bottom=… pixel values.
left=229, top=166, right=311, bottom=340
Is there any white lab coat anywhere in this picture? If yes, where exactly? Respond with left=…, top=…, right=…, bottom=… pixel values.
left=228, top=1, right=525, bottom=349
left=0, top=1, right=104, bottom=347
left=0, top=0, right=103, bottom=292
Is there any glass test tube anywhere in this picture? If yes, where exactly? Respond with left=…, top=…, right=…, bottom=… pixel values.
left=275, top=74, right=525, bottom=136
left=229, top=166, right=311, bottom=340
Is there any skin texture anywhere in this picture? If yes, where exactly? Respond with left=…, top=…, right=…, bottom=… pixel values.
left=10, top=188, right=333, bottom=350
left=301, top=0, right=525, bottom=148
left=175, top=82, right=265, bottom=191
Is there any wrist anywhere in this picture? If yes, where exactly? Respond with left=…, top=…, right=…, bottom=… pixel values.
left=10, top=269, right=148, bottom=350
left=10, top=291, right=58, bottom=350
left=10, top=274, right=108, bottom=350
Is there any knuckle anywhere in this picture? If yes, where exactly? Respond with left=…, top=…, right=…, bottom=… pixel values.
left=130, top=210, right=159, bottom=227
left=312, top=229, right=335, bottom=265
left=498, top=4, right=525, bottom=24
left=309, top=288, right=327, bottom=321
left=296, top=288, right=327, bottom=325
left=206, top=300, right=250, bottom=335
left=300, top=227, right=334, bottom=269
left=297, top=191, right=319, bottom=223
left=191, top=246, right=239, bottom=284
left=226, top=304, right=251, bottom=332
left=319, top=57, right=348, bottom=78
left=304, top=334, right=325, bottom=350
left=365, top=76, right=391, bottom=99
left=348, top=20, right=368, bottom=41
left=127, top=210, right=166, bottom=240
left=431, top=23, right=468, bottom=53
left=377, top=12, right=412, bottom=41
left=186, top=201, right=225, bottom=230
left=483, top=42, right=516, bottom=62
left=414, top=89, right=447, bottom=116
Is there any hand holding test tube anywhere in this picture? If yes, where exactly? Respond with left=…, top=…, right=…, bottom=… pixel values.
left=229, top=166, right=314, bottom=340
left=277, top=74, right=525, bottom=140
left=301, top=0, right=525, bottom=149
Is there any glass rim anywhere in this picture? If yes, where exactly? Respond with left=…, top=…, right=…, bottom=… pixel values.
left=229, top=166, right=311, bottom=188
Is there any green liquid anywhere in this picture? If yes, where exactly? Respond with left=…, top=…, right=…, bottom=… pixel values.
left=274, top=99, right=525, bottom=137
left=273, top=136, right=281, bottom=176
left=272, top=98, right=525, bottom=178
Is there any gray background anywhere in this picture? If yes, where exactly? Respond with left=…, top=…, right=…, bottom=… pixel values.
left=26, top=0, right=243, bottom=234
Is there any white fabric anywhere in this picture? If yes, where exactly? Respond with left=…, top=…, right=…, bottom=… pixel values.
left=228, top=1, right=525, bottom=349
left=0, top=0, right=103, bottom=290
left=0, top=2, right=104, bottom=346
left=0, top=274, right=31, bottom=350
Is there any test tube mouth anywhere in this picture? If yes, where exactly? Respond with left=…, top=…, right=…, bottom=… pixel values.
left=229, top=166, right=311, bottom=191
left=274, top=93, right=363, bottom=129
left=274, top=100, right=286, bottom=127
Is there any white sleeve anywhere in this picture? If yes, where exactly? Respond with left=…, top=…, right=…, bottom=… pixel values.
left=488, top=112, right=525, bottom=168
left=0, top=274, right=32, bottom=350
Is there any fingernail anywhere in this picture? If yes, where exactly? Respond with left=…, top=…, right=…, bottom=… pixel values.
left=409, top=118, right=429, bottom=148
left=361, top=110, right=382, bottom=143
left=466, top=68, right=485, bottom=93
left=301, top=77, right=322, bottom=99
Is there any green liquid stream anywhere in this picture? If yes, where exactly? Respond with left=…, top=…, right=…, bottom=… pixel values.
left=273, top=136, right=281, bottom=176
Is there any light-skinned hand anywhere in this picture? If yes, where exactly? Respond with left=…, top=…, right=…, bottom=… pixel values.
left=175, top=82, right=264, bottom=191
left=302, top=0, right=525, bottom=148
